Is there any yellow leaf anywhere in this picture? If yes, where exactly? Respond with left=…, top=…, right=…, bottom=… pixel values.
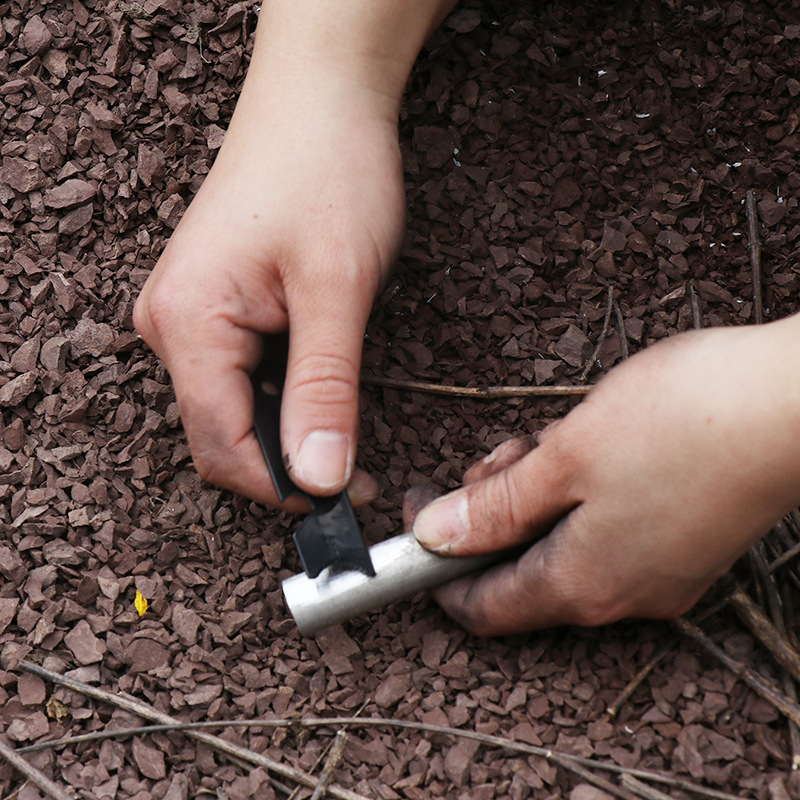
left=134, top=589, right=148, bottom=617
left=46, top=695, right=69, bottom=722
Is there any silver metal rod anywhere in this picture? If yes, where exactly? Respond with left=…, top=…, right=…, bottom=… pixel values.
left=282, top=532, right=502, bottom=635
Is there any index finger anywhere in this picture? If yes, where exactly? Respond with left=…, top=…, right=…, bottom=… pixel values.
left=169, top=334, right=307, bottom=509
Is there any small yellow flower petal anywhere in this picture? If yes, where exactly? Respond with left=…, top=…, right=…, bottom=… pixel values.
left=134, top=589, right=148, bottom=617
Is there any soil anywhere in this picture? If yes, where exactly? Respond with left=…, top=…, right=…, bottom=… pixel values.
left=2, top=0, right=800, bottom=798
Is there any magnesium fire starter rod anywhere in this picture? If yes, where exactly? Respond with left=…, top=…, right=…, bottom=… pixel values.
left=282, top=531, right=505, bottom=635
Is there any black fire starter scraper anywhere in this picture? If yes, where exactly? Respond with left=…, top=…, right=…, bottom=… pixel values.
left=252, top=338, right=504, bottom=636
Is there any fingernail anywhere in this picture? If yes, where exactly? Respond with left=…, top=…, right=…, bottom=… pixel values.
left=413, top=493, right=470, bottom=553
left=295, top=430, right=351, bottom=490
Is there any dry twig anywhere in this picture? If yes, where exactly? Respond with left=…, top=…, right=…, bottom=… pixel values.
left=20, top=714, right=745, bottom=800
left=614, top=298, right=630, bottom=360
left=727, top=583, right=800, bottom=685
left=688, top=281, right=702, bottom=329
left=621, top=773, right=676, bottom=800
left=746, top=189, right=764, bottom=324
left=749, top=542, right=800, bottom=768
left=580, top=286, right=615, bottom=381
left=0, top=737, right=75, bottom=800
left=784, top=586, right=800, bottom=769
left=309, top=730, right=348, bottom=800
left=671, top=616, right=800, bottom=729
left=13, top=660, right=371, bottom=800
left=547, top=751, right=637, bottom=800
left=291, top=699, right=369, bottom=800
left=603, top=599, right=730, bottom=722
left=751, top=542, right=783, bottom=621
left=362, top=375, right=591, bottom=398
left=768, top=539, right=800, bottom=574
left=605, top=638, right=678, bottom=720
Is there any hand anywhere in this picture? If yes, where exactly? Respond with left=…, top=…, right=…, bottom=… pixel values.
left=412, top=318, right=800, bottom=635
left=134, top=48, right=405, bottom=507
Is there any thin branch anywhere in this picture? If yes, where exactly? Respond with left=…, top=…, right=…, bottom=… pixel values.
left=752, top=541, right=784, bottom=621
left=750, top=542, right=800, bottom=767
left=286, top=745, right=329, bottom=800
left=13, top=661, right=371, bottom=800
left=605, top=638, right=678, bottom=720
left=784, top=584, right=800, bottom=770
left=2, top=780, right=31, bottom=800
left=309, top=730, right=348, bottom=800
left=768, top=539, right=800, bottom=574
left=580, top=286, right=615, bottom=381
left=362, top=376, right=591, bottom=398
left=782, top=656, right=800, bottom=770
left=671, top=616, right=800, bottom=729
left=614, top=298, right=629, bottom=360
left=290, top=698, right=368, bottom=800
left=784, top=511, right=800, bottom=586
left=771, top=520, right=797, bottom=553
left=746, top=189, right=764, bottom=325
left=621, top=773, right=676, bottom=800
left=604, top=599, right=730, bottom=722
left=19, top=714, right=746, bottom=800
left=746, top=549, right=767, bottom=609
left=546, top=751, right=637, bottom=800
left=727, top=583, right=800, bottom=685
left=688, top=281, right=702, bottom=330
left=0, top=737, right=76, bottom=800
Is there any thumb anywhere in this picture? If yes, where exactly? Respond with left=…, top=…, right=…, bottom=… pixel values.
left=280, top=280, right=373, bottom=495
left=413, top=443, right=576, bottom=556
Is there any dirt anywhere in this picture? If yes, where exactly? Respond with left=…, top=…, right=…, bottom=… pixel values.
left=2, top=0, right=800, bottom=798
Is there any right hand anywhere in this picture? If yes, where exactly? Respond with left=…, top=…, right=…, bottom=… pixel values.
left=134, top=68, right=405, bottom=508
left=413, top=320, right=800, bottom=635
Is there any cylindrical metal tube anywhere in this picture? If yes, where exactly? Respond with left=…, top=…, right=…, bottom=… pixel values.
left=282, top=532, right=503, bottom=635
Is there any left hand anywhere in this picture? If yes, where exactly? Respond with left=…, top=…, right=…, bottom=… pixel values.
left=411, top=318, right=800, bottom=636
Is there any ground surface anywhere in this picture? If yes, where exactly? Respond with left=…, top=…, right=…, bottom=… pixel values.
left=2, top=0, right=800, bottom=798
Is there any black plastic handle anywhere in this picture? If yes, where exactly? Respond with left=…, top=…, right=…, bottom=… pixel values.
left=251, top=342, right=375, bottom=579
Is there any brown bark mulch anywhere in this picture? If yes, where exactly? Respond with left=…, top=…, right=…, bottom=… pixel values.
left=2, top=0, right=800, bottom=798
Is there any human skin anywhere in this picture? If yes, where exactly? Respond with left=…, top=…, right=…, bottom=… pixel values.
left=135, top=2, right=800, bottom=635
left=133, top=0, right=456, bottom=510
left=413, top=318, right=800, bottom=635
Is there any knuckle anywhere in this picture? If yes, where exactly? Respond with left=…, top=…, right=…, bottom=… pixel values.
left=535, top=419, right=563, bottom=446
left=554, top=565, right=629, bottom=627
left=190, top=438, right=240, bottom=490
left=493, top=467, right=526, bottom=536
left=134, top=276, right=179, bottom=340
left=131, top=293, right=150, bottom=338
left=192, top=451, right=217, bottom=484
left=468, top=470, right=516, bottom=536
left=525, top=535, right=627, bottom=628
left=290, top=254, right=379, bottom=298
left=571, top=595, right=625, bottom=628
left=180, top=408, right=236, bottom=486
left=653, top=590, right=705, bottom=621
left=467, top=436, right=534, bottom=483
left=442, top=583, right=494, bottom=637
left=288, top=351, right=360, bottom=406
left=184, top=426, right=227, bottom=484
left=536, top=413, right=586, bottom=475
left=539, top=425, right=575, bottom=471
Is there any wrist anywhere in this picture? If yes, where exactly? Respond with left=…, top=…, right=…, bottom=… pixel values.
left=768, top=313, right=800, bottom=420
left=749, top=315, right=800, bottom=503
left=244, top=0, right=457, bottom=121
